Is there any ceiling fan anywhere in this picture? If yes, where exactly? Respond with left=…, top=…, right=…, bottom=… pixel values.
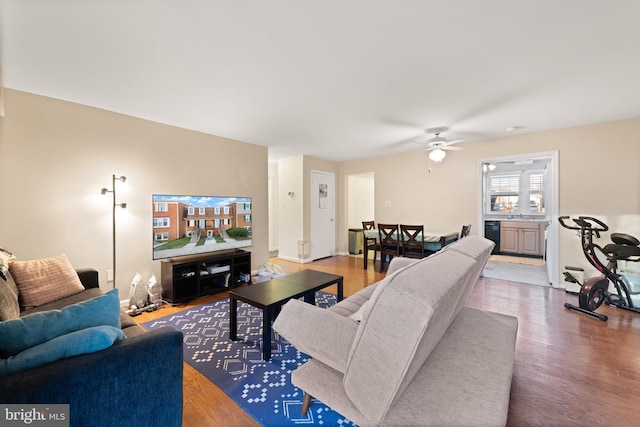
left=421, top=127, right=464, bottom=162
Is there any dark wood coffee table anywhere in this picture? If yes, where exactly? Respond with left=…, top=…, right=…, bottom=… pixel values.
left=229, top=269, right=344, bottom=360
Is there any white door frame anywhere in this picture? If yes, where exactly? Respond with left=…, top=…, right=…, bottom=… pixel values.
left=477, top=151, right=560, bottom=287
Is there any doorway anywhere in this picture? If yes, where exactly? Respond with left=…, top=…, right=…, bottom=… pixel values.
left=347, top=172, right=375, bottom=229
left=310, top=170, right=336, bottom=260
left=479, top=151, right=559, bottom=287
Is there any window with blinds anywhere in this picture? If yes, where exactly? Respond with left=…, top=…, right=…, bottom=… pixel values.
left=486, top=171, right=545, bottom=214
left=490, top=175, right=520, bottom=194
left=528, top=172, right=544, bottom=214
left=489, top=174, right=520, bottom=213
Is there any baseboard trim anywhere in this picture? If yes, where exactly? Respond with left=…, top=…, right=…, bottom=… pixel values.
left=276, top=254, right=313, bottom=264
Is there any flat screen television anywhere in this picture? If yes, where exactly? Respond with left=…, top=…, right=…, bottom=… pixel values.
left=152, top=194, right=252, bottom=260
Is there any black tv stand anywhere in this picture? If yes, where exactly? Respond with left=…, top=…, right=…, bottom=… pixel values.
left=160, top=251, right=251, bottom=303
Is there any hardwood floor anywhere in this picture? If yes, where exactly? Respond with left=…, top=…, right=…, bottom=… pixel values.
left=136, top=255, right=640, bottom=426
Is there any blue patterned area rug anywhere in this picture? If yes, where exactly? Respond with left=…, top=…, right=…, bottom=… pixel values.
left=141, top=292, right=357, bottom=427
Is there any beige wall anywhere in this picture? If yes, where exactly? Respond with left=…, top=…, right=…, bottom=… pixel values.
left=337, top=117, right=640, bottom=282
left=0, top=89, right=269, bottom=298
left=276, top=156, right=304, bottom=260
left=347, top=172, right=374, bottom=229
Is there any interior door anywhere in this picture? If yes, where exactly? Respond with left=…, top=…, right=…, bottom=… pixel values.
left=310, top=170, right=335, bottom=260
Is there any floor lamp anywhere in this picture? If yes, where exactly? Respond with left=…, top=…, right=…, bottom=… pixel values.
left=101, top=174, right=127, bottom=289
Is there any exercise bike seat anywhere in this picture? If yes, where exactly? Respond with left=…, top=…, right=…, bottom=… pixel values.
left=602, top=233, right=640, bottom=261
left=611, top=233, right=640, bottom=247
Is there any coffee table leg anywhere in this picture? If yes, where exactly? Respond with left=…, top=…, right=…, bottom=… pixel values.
left=337, top=278, right=344, bottom=302
left=229, top=296, right=238, bottom=341
left=303, top=291, right=315, bottom=305
left=263, top=307, right=272, bottom=360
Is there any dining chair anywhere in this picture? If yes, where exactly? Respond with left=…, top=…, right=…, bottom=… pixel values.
left=378, top=223, right=401, bottom=273
left=400, top=224, right=425, bottom=259
left=460, top=224, right=471, bottom=239
left=362, top=221, right=379, bottom=270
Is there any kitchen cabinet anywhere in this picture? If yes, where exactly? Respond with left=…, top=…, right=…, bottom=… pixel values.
left=500, top=221, right=546, bottom=256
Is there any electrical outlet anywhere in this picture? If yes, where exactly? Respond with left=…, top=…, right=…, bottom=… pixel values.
left=107, top=269, right=114, bottom=282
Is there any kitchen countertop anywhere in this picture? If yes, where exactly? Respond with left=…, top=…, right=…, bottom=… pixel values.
left=485, top=218, right=549, bottom=224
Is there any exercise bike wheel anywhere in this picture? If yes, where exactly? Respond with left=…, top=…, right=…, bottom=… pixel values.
left=578, top=277, right=609, bottom=312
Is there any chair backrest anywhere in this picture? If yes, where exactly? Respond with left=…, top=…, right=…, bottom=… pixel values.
left=378, top=224, right=400, bottom=252
left=400, top=224, right=424, bottom=256
left=460, top=224, right=471, bottom=238
left=362, top=220, right=375, bottom=231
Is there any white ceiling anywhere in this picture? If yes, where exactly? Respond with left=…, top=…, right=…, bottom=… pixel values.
left=2, top=1, right=640, bottom=162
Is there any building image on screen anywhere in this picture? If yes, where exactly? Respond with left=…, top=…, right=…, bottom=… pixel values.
left=152, top=194, right=252, bottom=260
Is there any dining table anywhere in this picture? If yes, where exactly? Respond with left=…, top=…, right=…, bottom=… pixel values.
left=363, top=228, right=459, bottom=269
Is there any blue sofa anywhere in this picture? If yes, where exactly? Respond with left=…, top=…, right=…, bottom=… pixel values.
left=0, top=269, right=184, bottom=427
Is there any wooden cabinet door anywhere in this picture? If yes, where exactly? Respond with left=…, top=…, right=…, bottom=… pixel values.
left=520, top=228, right=540, bottom=255
left=500, top=227, right=519, bottom=253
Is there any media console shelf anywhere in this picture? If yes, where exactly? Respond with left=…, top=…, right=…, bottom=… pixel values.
left=161, top=250, right=251, bottom=303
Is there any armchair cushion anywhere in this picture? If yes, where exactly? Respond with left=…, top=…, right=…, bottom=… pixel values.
left=0, top=289, right=121, bottom=358
left=9, top=254, right=85, bottom=309
left=0, top=325, right=125, bottom=377
left=273, top=299, right=359, bottom=373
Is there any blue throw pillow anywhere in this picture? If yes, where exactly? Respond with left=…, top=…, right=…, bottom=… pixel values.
left=0, top=325, right=125, bottom=377
left=0, top=288, right=121, bottom=358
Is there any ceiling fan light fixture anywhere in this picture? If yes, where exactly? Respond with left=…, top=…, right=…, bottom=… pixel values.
left=429, top=148, right=446, bottom=162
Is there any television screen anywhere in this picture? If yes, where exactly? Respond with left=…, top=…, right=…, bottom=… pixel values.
left=152, top=194, right=252, bottom=260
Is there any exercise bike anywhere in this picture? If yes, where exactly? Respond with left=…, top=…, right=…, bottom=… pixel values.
left=558, top=216, right=640, bottom=321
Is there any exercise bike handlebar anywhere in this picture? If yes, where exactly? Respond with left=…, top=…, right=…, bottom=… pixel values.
left=558, top=216, right=608, bottom=237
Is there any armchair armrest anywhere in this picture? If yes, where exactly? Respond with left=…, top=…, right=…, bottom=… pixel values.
left=273, top=299, right=359, bottom=374
left=76, top=268, right=99, bottom=290
left=0, top=326, right=183, bottom=427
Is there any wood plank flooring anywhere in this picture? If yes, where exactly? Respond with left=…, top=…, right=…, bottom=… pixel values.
left=136, top=255, right=640, bottom=427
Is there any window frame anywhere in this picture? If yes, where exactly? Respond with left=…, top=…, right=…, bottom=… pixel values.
left=153, top=217, right=170, bottom=228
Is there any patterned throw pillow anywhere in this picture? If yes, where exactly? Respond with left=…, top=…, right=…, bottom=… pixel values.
left=0, top=248, right=20, bottom=320
left=9, top=254, right=85, bottom=310
left=0, top=247, right=15, bottom=281
left=0, top=271, right=20, bottom=321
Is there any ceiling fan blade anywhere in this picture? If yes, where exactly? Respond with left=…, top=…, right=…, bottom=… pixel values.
left=410, top=135, right=431, bottom=145
left=443, top=145, right=463, bottom=151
